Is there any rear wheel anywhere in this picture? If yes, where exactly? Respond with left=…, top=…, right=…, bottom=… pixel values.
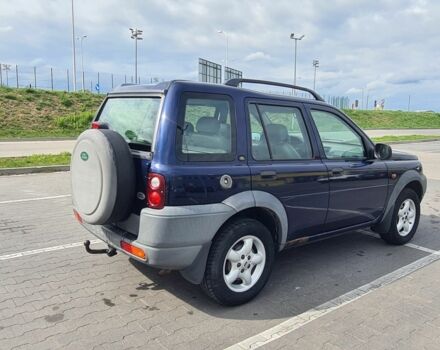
left=380, top=188, right=420, bottom=245
left=201, top=218, right=275, bottom=306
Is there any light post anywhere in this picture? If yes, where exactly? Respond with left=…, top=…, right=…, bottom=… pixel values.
left=217, top=30, right=228, bottom=82
left=2, top=64, right=11, bottom=86
left=129, top=28, right=143, bottom=84
left=77, top=35, right=87, bottom=91
left=290, top=33, right=304, bottom=88
left=312, top=59, right=319, bottom=90
left=71, top=0, right=77, bottom=91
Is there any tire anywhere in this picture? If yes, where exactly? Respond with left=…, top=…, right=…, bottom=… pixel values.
left=201, top=218, right=275, bottom=306
left=71, top=129, right=135, bottom=225
left=380, top=188, right=420, bottom=245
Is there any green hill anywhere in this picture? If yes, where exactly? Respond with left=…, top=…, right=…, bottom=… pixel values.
left=0, top=86, right=104, bottom=139
left=0, top=86, right=439, bottom=139
left=344, top=109, right=440, bottom=129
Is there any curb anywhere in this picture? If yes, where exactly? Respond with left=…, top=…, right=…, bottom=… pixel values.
left=0, top=165, right=70, bottom=176
left=383, top=138, right=440, bottom=145
left=0, top=137, right=76, bottom=142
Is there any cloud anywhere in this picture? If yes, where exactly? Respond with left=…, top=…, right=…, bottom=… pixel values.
left=346, top=88, right=363, bottom=94
left=0, top=26, right=13, bottom=32
left=244, top=51, right=272, bottom=62
left=0, top=0, right=439, bottom=110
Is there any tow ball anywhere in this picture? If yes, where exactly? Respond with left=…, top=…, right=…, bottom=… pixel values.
left=84, top=240, right=117, bottom=257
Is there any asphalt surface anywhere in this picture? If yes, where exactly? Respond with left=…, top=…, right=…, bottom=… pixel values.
left=0, top=140, right=76, bottom=158
left=0, top=141, right=440, bottom=349
left=1, top=129, right=440, bottom=157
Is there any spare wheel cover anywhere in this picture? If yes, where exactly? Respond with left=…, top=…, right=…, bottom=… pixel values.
left=71, top=129, right=133, bottom=224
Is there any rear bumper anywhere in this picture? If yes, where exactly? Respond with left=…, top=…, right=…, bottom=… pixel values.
left=79, top=203, right=234, bottom=270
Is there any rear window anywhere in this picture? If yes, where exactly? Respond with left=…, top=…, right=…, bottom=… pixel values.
left=97, top=97, right=161, bottom=149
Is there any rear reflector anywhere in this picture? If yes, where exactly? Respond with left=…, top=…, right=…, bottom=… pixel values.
left=73, top=209, right=83, bottom=223
left=120, top=241, right=146, bottom=260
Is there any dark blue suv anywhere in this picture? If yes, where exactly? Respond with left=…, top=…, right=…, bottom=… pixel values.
left=71, top=79, right=427, bottom=305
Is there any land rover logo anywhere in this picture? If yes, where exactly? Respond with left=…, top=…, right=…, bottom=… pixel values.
left=80, top=151, right=89, bottom=161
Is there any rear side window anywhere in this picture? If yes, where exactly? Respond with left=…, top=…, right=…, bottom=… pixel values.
left=249, top=103, right=312, bottom=160
left=98, top=97, right=161, bottom=149
left=177, top=94, right=235, bottom=161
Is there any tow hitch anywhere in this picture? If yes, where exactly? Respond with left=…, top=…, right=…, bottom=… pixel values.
left=84, top=240, right=117, bottom=257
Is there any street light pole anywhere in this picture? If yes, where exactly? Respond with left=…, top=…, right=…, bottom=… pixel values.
left=312, top=59, right=319, bottom=90
left=71, top=0, right=77, bottom=92
left=130, top=28, right=143, bottom=84
left=2, top=64, right=11, bottom=86
left=290, top=33, right=305, bottom=89
left=217, top=30, right=228, bottom=82
left=77, top=35, right=87, bottom=91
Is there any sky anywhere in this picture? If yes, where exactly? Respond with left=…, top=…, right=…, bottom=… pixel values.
left=0, top=0, right=439, bottom=111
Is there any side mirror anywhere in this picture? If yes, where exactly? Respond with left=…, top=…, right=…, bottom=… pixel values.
left=375, top=143, right=392, bottom=160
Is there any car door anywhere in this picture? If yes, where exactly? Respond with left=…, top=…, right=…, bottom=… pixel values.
left=247, top=99, right=329, bottom=240
left=306, top=105, right=388, bottom=231
left=169, top=92, right=251, bottom=206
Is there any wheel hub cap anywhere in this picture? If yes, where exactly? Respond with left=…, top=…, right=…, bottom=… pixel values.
left=223, top=235, right=266, bottom=293
left=397, top=198, right=416, bottom=237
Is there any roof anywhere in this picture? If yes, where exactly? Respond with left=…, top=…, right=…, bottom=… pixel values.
left=108, top=80, right=330, bottom=107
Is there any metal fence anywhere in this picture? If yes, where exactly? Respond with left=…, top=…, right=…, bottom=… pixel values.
left=322, top=95, right=350, bottom=109
left=0, top=62, right=351, bottom=109
left=0, top=62, right=163, bottom=93
left=263, top=89, right=350, bottom=109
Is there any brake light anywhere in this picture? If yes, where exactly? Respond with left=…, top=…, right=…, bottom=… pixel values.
left=147, top=173, right=165, bottom=209
left=91, top=121, right=101, bottom=129
left=120, top=241, right=146, bottom=260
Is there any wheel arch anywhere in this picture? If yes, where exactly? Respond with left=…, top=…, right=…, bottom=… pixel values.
left=372, top=170, right=426, bottom=234
left=216, top=207, right=282, bottom=249
left=180, top=190, right=289, bottom=284
left=222, top=190, right=289, bottom=250
left=405, top=180, right=424, bottom=201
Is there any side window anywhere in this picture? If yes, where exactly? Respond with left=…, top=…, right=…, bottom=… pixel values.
left=249, top=103, right=312, bottom=160
left=311, top=110, right=365, bottom=159
left=177, top=95, right=235, bottom=161
left=249, top=104, right=270, bottom=160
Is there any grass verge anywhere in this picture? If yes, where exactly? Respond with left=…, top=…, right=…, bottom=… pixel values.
left=0, top=152, right=71, bottom=168
left=344, top=109, right=440, bottom=129
left=371, top=135, right=440, bottom=143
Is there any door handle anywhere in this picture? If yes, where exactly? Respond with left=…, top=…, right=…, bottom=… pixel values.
left=330, top=168, right=344, bottom=176
left=260, top=170, right=277, bottom=179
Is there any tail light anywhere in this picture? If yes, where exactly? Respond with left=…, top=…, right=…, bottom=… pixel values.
left=91, top=121, right=101, bottom=129
left=91, top=121, right=109, bottom=129
left=147, top=173, right=166, bottom=209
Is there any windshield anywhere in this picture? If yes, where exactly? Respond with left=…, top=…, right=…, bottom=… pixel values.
left=97, top=97, right=161, bottom=148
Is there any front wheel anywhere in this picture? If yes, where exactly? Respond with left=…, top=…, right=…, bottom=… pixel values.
left=380, top=188, right=420, bottom=245
left=201, top=218, right=275, bottom=306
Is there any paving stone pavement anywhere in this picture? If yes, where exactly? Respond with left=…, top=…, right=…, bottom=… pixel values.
left=263, top=258, right=440, bottom=350
left=0, top=140, right=440, bottom=349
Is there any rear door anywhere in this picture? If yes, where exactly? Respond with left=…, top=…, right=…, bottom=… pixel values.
left=247, top=99, right=329, bottom=240
left=95, top=95, right=162, bottom=214
left=306, top=105, right=388, bottom=231
left=167, top=92, right=250, bottom=206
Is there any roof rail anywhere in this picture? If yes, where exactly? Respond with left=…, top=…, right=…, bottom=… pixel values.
left=225, top=78, right=325, bottom=102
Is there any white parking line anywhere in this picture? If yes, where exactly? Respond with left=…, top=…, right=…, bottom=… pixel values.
left=226, top=235, right=440, bottom=350
left=0, top=194, right=71, bottom=205
left=359, top=229, right=440, bottom=255
left=0, top=239, right=100, bottom=261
